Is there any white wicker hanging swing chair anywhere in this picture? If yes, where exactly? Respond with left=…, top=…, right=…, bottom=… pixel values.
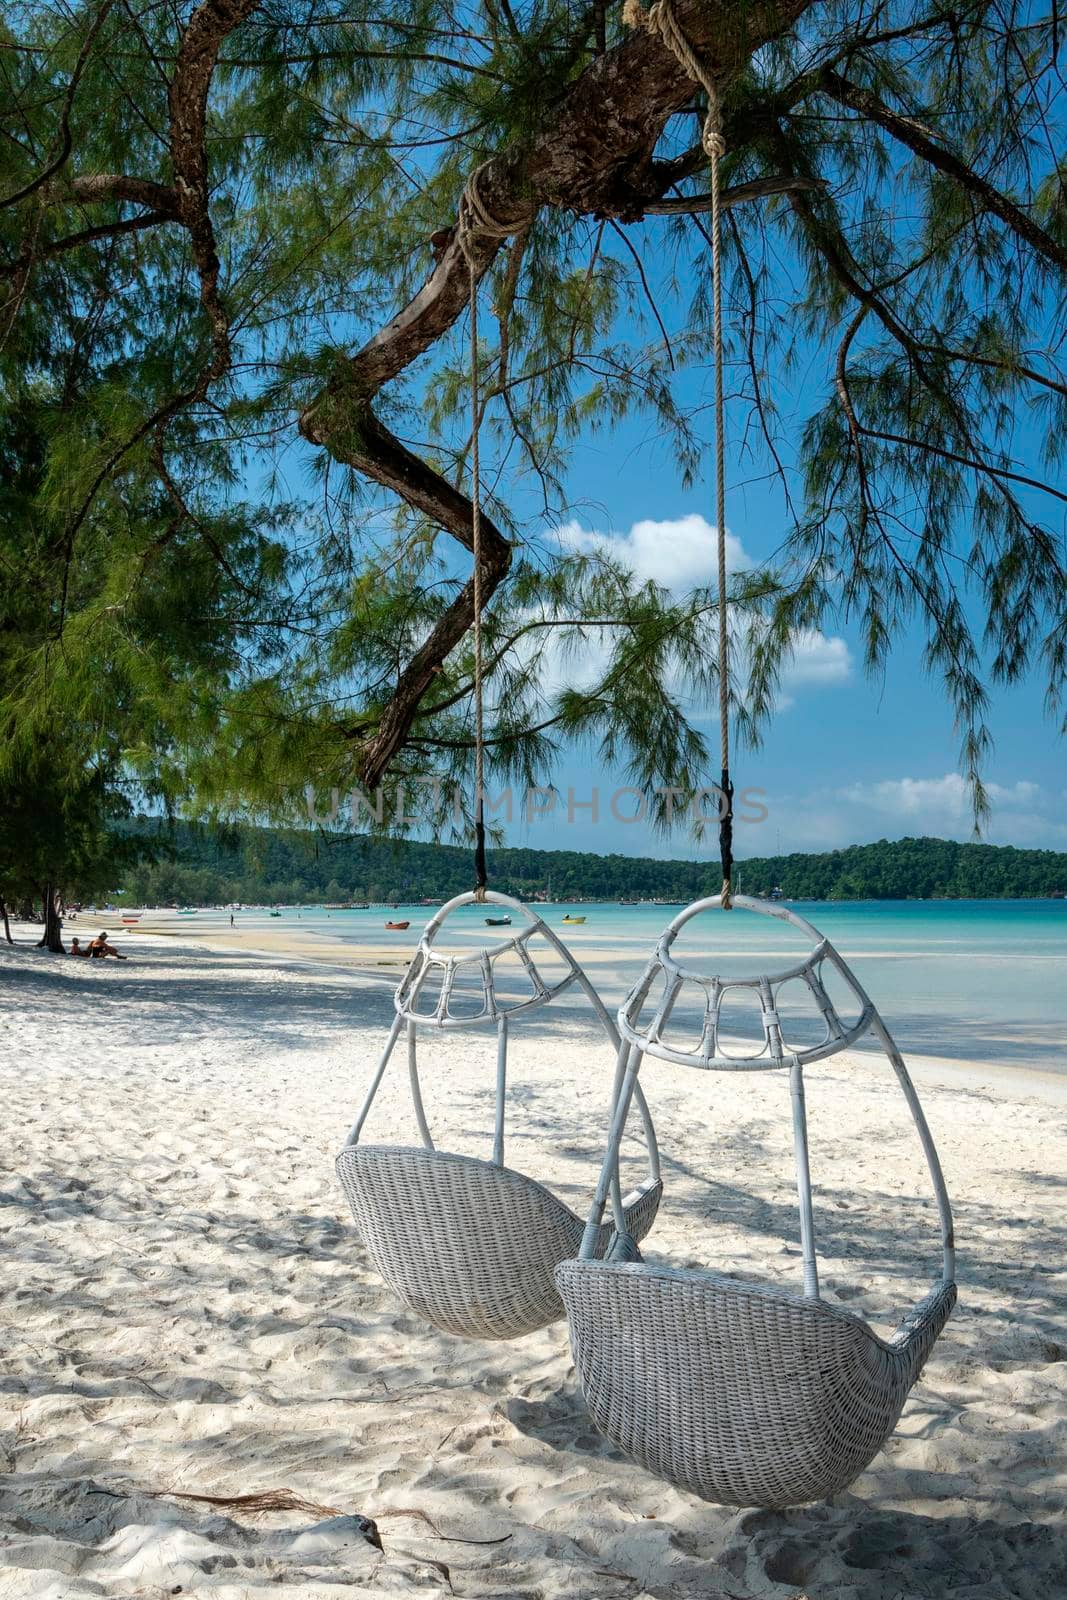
left=556, top=896, right=957, bottom=1506
left=553, top=0, right=957, bottom=1508
left=336, top=181, right=661, bottom=1343
left=337, top=890, right=663, bottom=1340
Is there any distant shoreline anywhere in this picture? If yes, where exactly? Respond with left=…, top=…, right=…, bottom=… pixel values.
left=116, top=823, right=1067, bottom=907
left=67, top=891, right=1067, bottom=914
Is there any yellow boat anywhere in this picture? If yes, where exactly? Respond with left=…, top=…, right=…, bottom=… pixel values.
left=561, top=914, right=586, bottom=924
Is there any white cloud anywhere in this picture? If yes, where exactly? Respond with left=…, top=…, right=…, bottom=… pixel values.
left=837, top=773, right=972, bottom=821
left=781, top=629, right=852, bottom=688
left=760, top=772, right=1067, bottom=852
left=551, top=515, right=852, bottom=710
left=837, top=773, right=1048, bottom=822
left=556, top=513, right=751, bottom=593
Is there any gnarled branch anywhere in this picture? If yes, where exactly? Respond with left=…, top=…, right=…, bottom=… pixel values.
left=169, top=0, right=260, bottom=381
left=299, top=0, right=817, bottom=786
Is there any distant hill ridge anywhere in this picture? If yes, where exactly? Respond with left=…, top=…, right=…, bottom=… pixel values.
left=118, top=822, right=1067, bottom=905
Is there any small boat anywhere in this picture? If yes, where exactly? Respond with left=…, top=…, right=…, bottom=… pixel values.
left=269, top=910, right=282, bottom=918
left=385, top=920, right=410, bottom=930
left=485, top=915, right=512, bottom=926
left=562, top=914, right=586, bottom=924
left=121, top=915, right=141, bottom=924
left=178, top=908, right=199, bottom=915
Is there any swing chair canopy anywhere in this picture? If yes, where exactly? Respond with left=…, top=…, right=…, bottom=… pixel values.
left=394, top=890, right=587, bottom=1028
left=618, top=894, right=877, bottom=1071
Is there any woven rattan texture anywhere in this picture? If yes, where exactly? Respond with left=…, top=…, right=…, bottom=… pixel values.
left=338, top=1145, right=662, bottom=1339
left=556, top=1258, right=956, bottom=1505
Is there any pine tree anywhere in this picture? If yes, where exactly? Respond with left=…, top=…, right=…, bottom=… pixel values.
left=1, top=1, right=1064, bottom=841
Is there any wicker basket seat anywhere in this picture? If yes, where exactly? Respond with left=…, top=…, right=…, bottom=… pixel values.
left=339, top=1146, right=662, bottom=1339
left=557, top=1259, right=956, bottom=1504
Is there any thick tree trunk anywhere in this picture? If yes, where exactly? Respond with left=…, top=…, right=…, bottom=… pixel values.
left=35, top=884, right=65, bottom=953
left=0, top=898, right=11, bottom=943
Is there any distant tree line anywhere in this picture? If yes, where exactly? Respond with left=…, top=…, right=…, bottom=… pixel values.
left=108, top=823, right=1067, bottom=906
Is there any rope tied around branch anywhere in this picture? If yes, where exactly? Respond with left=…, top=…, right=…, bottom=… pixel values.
left=623, top=1, right=725, bottom=159
left=625, top=0, right=733, bottom=908
left=455, top=168, right=527, bottom=899
left=458, top=166, right=523, bottom=246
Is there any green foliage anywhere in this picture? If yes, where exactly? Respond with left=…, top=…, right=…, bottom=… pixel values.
left=115, top=820, right=1067, bottom=905
left=0, top=0, right=1064, bottom=838
left=0, top=748, right=148, bottom=912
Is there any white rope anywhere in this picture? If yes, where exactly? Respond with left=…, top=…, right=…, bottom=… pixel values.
left=456, top=167, right=526, bottom=898
left=625, top=0, right=733, bottom=907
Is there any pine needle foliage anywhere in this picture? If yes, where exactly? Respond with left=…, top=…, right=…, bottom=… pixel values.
left=0, top=0, right=1063, bottom=859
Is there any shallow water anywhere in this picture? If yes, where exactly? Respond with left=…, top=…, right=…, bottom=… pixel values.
left=138, top=898, right=1067, bottom=1072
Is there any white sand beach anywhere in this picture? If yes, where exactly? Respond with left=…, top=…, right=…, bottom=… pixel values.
left=2, top=928, right=1065, bottom=1599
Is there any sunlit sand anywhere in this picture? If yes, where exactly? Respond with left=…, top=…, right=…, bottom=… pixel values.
left=2, top=927, right=1065, bottom=1596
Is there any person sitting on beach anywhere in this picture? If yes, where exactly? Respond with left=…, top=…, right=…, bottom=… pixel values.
left=68, top=938, right=90, bottom=957
left=87, top=932, right=128, bottom=960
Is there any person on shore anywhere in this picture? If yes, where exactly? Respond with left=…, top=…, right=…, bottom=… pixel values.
left=88, top=932, right=128, bottom=960
left=69, top=938, right=90, bottom=957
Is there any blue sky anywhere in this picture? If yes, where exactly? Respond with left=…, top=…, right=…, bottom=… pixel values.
left=478, top=343, right=1067, bottom=862
left=292, top=338, right=1065, bottom=863
left=268, top=200, right=1066, bottom=864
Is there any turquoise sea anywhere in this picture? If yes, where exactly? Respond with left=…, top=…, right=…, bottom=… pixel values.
left=170, top=898, right=1067, bottom=1072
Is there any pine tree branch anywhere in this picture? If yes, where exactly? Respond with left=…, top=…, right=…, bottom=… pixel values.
left=329, top=408, right=512, bottom=790
left=0, top=210, right=173, bottom=282
left=726, top=207, right=795, bottom=518
left=608, top=220, right=676, bottom=368
left=641, top=174, right=823, bottom=215
left=0, top=0, right=117, bottom=211
left=819, top=69, right=1067, bottom=274
left=169, top=0, right=261, bottom=382
left=0, top=175, right=178, bottom=283
left=299, top=0, right=817, bottom=787
left=782, top=168, right=1064, bottom=531
left=853, top=425, right=1067, bottom=503
left=65, top=174, right=179, bottom=213
left=152, top=431, right=265, bottom=599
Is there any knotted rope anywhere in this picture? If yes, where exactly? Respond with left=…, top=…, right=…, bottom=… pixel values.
left=625, top=0, right=733, bottom=907
left=456, top=168, right=526, bottom=898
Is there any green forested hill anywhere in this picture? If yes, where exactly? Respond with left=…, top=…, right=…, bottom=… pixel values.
left=117, top=823, right=1067, bottom=905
